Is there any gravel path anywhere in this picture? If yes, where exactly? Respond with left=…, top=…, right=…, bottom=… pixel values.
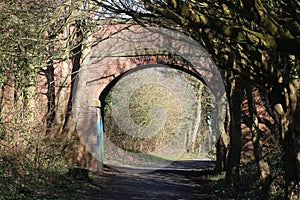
left=86, top=159, right=216, bottom=200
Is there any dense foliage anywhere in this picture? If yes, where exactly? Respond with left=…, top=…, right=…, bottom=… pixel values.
left=104, top=67, right=215, bottom=158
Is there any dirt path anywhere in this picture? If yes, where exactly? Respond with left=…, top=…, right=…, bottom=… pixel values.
left=85, top=159, right=217, bottom=200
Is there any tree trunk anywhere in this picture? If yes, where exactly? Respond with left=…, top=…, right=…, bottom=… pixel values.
left=215, top=94, right=229, bottom=172
left=246, top=85, right=271, bottom=195
left=44, top=61, right=56, bottom=135
left=216, top=137, right=227, bottom=172
left=190, top=83, right=203, bottom=153
left=282, top=79, right=300, bottom=199
left=62, top=22, right=102, bottom=178
left=61, top=22, right=92, bottom=179
left=54, top=26, right=72, bottom=133
left=272, top=78, right=300, bottom=199
left=226, top=78, right=243, bottom=183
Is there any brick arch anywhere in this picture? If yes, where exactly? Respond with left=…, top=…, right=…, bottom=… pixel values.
left=72, top=24, right=226, bottom=170
left=98, top=56, right=207, bottom=105
left=98, top=57, right=208, bottom=128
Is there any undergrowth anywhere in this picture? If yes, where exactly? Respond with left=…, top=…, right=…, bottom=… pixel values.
left=0, top=152, right=101, bottom=200
left=210, top=159, right=285, bottom=199
left=0, top=111, right=101, bottom=199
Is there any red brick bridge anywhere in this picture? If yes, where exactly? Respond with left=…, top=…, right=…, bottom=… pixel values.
left=71, top=24, right=226, bottom=170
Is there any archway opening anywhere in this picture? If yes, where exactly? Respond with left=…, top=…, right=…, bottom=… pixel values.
left=99, top=63, right=216, bottom=169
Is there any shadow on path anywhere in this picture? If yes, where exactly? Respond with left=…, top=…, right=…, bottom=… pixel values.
left=85, top=159, right=217, bottom=200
